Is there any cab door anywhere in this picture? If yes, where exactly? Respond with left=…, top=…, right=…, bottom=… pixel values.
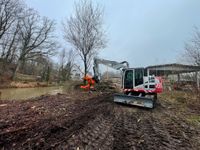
left=134, top=68, right=144, bottom=87
left=123, top=69, right=134, bottom=89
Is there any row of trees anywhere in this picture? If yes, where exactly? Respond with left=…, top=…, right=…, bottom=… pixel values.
left=0, top=0, right=57, bottom=81
left=0, top=0, right=107, bottom=83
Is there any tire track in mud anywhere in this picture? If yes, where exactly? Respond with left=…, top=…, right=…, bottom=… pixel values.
left=152, top=110, right=200, bottom=149
left=57, top=102, right=200, bottom=150
left=135, top=112, right=174, bottom=150
left=134, top=108, right=199, bottom=150
left=112, top=108, right=138, bottom=150
left=112, top=105, right=200, bottom=150
left=47, top=95, right=115, bottom=150
left=65, top=113, right=114, bottom=149
left=0, top=94, right=114, bottom=149
left=1, top=93, right=200, bottom=150
left=34, top=97, right=114, bottom=149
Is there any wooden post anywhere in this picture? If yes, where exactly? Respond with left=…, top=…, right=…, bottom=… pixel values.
left=196, top=71, right=199, bottom=89
left=177, top=73, right=180, bottom=83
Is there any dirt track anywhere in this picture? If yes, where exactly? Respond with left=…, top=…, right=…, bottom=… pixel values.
left=0, top=92, right=200, bottom=150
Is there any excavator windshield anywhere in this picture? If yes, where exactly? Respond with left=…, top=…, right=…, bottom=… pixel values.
left=123, top=68, right=145, bottom=89
left=124, top=70, right=133, bottom=89
left=135, top=68, right=144, bottom=86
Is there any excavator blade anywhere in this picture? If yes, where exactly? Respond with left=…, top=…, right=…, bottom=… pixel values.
left=114, top=94, right=155, bottom=109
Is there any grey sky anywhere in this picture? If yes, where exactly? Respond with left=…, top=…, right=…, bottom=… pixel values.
left=26, top=0, right=200, bottom=67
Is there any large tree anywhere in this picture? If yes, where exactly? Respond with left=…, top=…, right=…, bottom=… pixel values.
left=12, top=9, right=57, bottom=79
left=0, top=0, right=58, bottom=81
left=0, top=0, right=23, bottom=63
left=63, top=0, right=106, bottom=77
left=0, top=0, right=22, bottom=40
left=0, top=20, right=21, bottom=63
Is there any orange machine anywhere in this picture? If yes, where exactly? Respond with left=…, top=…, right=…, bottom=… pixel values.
left=80, top=75, right=96, bottom=90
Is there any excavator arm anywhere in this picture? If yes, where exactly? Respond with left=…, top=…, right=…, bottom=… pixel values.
left=81, top=57, right=129, bottom=91
left=93, top=57, right=129, bottom=81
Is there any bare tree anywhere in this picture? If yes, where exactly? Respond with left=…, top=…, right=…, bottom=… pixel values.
left=0, top=0, right=23, bottom=40
left=184, top=27, right=200, bottom=66
left=0, top=0, right=24, bottom=64
left=63, top=0, right=106, bottom=77
left=12, top=9, right=57, bottom=79
left=0, top=20, right=21, bottom=63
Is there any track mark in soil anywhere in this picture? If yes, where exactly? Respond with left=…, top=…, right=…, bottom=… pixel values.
left=0, top=93, right=200, bottom=150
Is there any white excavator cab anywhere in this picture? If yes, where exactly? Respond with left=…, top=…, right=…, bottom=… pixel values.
left=122, top=68, right=158, bottom=93
left=114, top=68, right=160, bottom=108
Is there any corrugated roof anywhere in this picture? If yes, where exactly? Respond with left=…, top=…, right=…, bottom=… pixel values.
left=146, top=63, right=200, bottom=75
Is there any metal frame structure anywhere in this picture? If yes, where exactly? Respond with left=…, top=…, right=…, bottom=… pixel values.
left=146, top=63, right=200, bottom=88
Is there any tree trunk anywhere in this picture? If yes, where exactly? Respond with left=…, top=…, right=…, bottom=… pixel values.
left=2, top=59, right=7, bottom=72
left=84, top=58, right=87, bottom=84
left=12, top=59, right=21, bottom=80
left=21, top=58, right=26, bottom=74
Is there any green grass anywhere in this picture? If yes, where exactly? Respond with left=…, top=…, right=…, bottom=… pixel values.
left=186, top=115, right=200, bottom=125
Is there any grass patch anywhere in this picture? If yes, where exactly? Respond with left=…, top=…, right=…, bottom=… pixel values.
left=159, top=91, right=197, bottom=104
left=159, top=90, right=200, bottom=117
left=186, top=115, right=200, bottom=126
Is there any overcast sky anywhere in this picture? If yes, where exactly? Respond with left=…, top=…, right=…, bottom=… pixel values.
left=26, top=0, right=200, bottom=67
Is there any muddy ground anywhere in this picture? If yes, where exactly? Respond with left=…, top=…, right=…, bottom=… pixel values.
left=0, top=91, right=200, bottom=150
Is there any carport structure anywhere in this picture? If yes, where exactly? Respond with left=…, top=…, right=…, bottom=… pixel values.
left=146, top=63, right=200, bottom=88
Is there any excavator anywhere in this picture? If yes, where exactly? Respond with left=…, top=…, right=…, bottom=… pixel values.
left=81, top=57, right=163, bottom=108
